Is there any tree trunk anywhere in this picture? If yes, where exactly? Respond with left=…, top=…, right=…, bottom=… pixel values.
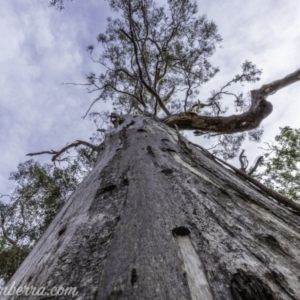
left=2, top=116, right=300, bottom=300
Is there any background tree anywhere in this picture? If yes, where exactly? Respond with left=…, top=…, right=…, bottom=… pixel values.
left=255, top=126, right=300, bottom=201
left=0, top=141, right=100, bottom=284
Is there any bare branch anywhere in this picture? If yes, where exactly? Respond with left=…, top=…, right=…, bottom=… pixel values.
left=155, top=86, right=175, bottom=114
left=106, top=82, right=147, bottom=107
left=27, top=140, right=97, bottom=162
left=239, top=150, right=248, bottom=172
left=184, top=79, right=192, bottom=112
left=82, top=91, right=105, bottom=119
left=248, top=156, right=263, bottom=176
left=26, top=150, right=58, bottom=157
left=127, top=2, right=171, bottom=116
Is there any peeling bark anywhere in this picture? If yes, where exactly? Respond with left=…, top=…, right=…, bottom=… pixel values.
left=3, top=116, right=300, bottom=300
left=163, top=68, right=300, bottom=133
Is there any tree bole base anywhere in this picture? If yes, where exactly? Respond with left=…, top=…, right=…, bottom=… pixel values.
left=3, top=116, right=300, bottom=300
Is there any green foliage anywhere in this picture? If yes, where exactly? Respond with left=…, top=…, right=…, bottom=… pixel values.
left=0, top=243, right=31, bottom=284
left=0, top=146, right=98, bottom=284
left=256, top=126, right=300, bottom=201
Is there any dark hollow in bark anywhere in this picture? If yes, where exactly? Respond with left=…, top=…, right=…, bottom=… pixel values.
left=3, top=116, right=300, bottom=300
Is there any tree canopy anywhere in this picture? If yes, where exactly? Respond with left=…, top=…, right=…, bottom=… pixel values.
left=50, top=0, right=300, bottom=129
left=62, top=0, right=300, bottom=158
left=86, top=0, right=222, bottom=116
left=83, top=0, right=262, bottom=120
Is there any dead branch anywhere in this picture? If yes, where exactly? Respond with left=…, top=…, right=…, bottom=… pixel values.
left=248, top=156, right=263, bottom=176
left=238, top=150, right=263, bottom=175
left=27, top=140, right=97, bottom=162
left=239, top=150, right=248, bottom=172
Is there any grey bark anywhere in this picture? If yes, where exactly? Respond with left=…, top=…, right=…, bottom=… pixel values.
left=2, top=116, right=300, bottom=300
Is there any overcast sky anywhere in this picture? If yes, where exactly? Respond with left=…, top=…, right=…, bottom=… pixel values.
left=1, top=0, right=300, bottom=194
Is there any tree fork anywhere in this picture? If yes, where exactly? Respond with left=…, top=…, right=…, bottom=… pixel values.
left=3, top=116, right=300, bottom=300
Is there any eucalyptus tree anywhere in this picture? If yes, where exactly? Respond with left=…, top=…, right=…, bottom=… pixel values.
left=83, top=0, right=266, bottom=159
left=256, top=126, right=300, bottom=201
left=3, top=1, right=300, bottom=299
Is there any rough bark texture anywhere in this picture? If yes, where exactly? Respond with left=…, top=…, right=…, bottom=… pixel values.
left=2, top=116, right=300, bottom=300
